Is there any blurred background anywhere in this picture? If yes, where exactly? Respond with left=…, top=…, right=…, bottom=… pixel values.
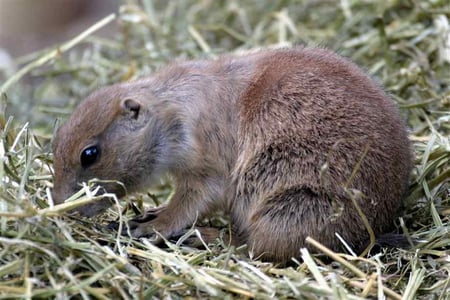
left=0, top=0, right=118, bottom=57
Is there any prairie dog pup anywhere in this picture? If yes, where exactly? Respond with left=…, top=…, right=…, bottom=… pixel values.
left=52, top=47, right=412, bottom=263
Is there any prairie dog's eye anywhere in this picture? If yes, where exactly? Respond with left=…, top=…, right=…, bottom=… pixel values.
left=80, top=146, right=100, bottom=168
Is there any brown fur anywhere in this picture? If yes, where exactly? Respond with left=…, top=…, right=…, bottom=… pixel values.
left=52, top=47, right=413, bottom=264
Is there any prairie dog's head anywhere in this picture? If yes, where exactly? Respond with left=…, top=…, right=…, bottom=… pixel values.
left=52, top=84, right=167, bottom=216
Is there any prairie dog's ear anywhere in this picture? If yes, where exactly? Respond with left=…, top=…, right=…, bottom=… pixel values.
left=121, top=98, right=141, bottom=119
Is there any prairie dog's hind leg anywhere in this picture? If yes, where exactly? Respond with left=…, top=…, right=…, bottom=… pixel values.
left=245, top=186, right=364, bottom=264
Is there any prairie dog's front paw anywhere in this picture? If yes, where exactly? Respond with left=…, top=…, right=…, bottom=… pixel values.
left=127, top=221, right=162, bottom=241
left=129, top=205, right=168, bottom=224
left=128, top=213, right=179, bottom=244
left=170, top=226, right=230, bottom=247
left=107, top=205, right=170, bottom=240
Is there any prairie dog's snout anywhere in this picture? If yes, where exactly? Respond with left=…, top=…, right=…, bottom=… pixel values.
left=52, top=47, right=413, bottom=263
